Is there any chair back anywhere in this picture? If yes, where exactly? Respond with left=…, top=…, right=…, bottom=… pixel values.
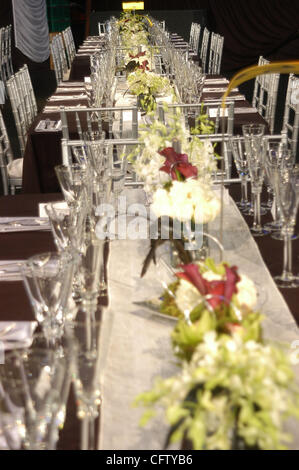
left=200, top=27, right=210, bottom=74
left=0, top=109, right=22, bottom=194
left=252, top=56, right=279, bottom=134
left=208, top=32, right=224, bottom=75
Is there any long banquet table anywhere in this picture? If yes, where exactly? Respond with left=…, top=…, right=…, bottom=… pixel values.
left=2, top=32, right=299, bottom=450
left=0, top=187, right=299, bottom=449
left=22, top=35, right=268, bottom=194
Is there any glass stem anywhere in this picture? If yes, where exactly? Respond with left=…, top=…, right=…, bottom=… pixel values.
left=267, top=187, right=273, bottom=208
left=256, top=192, right=261, bottom=228
left=240, top=175, right=248, bottom=206
left=282, top=229, right=293, bottom=279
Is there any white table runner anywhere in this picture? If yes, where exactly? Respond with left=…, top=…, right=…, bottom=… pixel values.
left=99, top=188, right=299, bottom=450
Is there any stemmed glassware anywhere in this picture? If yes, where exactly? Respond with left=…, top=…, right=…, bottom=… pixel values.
left=229, top=137, right=251, bottom=212
left=55, top=164, right=90, bottom=212
left=110, top=156, right=128, bottom=210
left=0, top=341, right=67, bottom=450
left=271, top=166, right=299, bottom=288
left=242, top=124, right=268, bottom=236
left=21, top=252, right=77, bottom=344
left=65, top=312, right=103, bottom=450
left=77, top=236, right=105, bottom=315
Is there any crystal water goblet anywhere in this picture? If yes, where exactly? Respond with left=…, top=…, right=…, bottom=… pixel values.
left=21, top=252, right=77, bottom=344
left=271, top=166, right=299, bottom=288
left=229, top=137, right=251, bottom=212
left=65, top=312, right=103, bottom=450
left=76, top=237, right=104, bottom=315
left=0, top=343, right=67, bottom=450
left=55, top=164, right=90, bottom=211
left=242, top=124, right=268, bottom=236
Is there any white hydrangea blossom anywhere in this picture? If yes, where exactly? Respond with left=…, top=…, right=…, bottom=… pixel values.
left=151, top=179, right=221, bottom=224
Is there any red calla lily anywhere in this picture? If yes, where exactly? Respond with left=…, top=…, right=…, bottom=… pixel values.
left=159, top=147, right=198, bottom=181
left=176, top=263, right=240, bottom=310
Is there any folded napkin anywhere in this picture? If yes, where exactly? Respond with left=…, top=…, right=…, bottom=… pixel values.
left=35, top=120, right=62, bottom=132
left=48, top=94, right=86, bottom=102
left=205, top=78, right=229, bottom=85
left=43, top=104, right=84, bottom=112
left=58, top=82, right=85, bottom=87
left=0, top=321, right=37, bottom=351
left=0, top=217, right=50, bottom=233
left=0, top=260, right=24, bottom=281
left=203, top=87, right=238, bottom=93
left=7, top=158, right=23, bottom=178
left=56, top=87, right=85, bottom=93
left=235, top=107, right=258, bottom=114
left=203, top=95, right=245, bottom=102
left=39, top=200, right=67, bottom=218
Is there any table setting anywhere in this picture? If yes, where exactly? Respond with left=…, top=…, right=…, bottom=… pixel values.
left=1, top=12, right=299, bottom=451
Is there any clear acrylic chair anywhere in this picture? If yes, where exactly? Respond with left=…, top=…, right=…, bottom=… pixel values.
left=0, top=25, right=13, bottom=85
left=59, top=105, right=139, bottom=163
left=252, top=56, right=279, bottom=134
left=157, top=101, right=235, bottom=181
left=189, top=23, right=201, bottom=56
left=50, top=34, right=69, bottom=86
left=207, top=32, right=224, bottom=75
left=0, top=108, right=22, bottom=195
left=62, top=27, right=76, bottom=69
left=15, top=65, right=37, bottom=127
left=281, top=74, right=299, bottom=158
left=6, top=65, right=37, bottom=156
left=200, top=27, right=210, bottom=74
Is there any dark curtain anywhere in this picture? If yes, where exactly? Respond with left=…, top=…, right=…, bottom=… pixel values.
left=91, top=0, right=299, bottom=73
left=208, top=0, right=299, bottom=72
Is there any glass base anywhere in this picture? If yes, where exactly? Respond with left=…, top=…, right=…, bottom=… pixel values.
left=274, top=275, right=299, bottom=289
left=244, top=206, right=268, bottom=216
left=264, top=221, right=282, bottom=232
left=271, top=232, right=299, bottom=241
left=250, top=226, right=270, bottom=237
left=236, top=201, right=251, bottom=212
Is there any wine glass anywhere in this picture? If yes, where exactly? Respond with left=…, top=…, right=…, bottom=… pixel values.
left=110, top=156, right=128, bottom=210
left=0, top=342, right=67, bottom=450
left=65, top=312, right=102, bottom=450
left=55, top=164, right=90, bottom=211
left=242, top=124, right=268, bottom=236
left=77, top=237, right=105, bottom=315
left=271, top=166, right=299, bottom=288
left=21, top=252, right=77, bottom=344
left=229, top=137, right=250, bottom=212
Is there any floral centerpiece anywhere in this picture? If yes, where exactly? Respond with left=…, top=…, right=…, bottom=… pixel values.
left=135, top=258, right=299, bottom=450
left=126, top=69, right=174, bottom=113
left=135, top=331, right=299, bottom=450
left=140, top=146, right=220, bottom=276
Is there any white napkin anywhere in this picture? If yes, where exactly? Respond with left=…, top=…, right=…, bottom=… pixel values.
left=48, top=94, right=86, bottom=102
left=0, top=321, right=37, bottom=351
left=38, top=201, right=67, bottom=218
left=234, top=107, right=258, bottom=114
left=0, top=217, right=50, bottom=233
